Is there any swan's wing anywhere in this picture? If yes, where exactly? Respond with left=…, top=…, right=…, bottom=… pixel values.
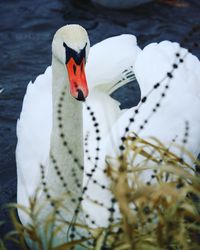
left=83, top=41, right=200, bottom=227
left=82, top=36, right=141, bottom=225
left=83, top=35, right=141, bottom=165
left=86, top=34, right=141, bottom=94
left=83, top=35, right=141, bottom=153
left=103, top=41, right=200, bottom=165
left=16, top=66, right=52, bottom=209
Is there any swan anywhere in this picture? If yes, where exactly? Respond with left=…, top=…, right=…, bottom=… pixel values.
left=16, top=24, right=140, bottom=232
left=16, top=24, right=200, bottom=240
left=83, top=41, right=200, bottom=227
left=91, top=0, right=152, bottom=9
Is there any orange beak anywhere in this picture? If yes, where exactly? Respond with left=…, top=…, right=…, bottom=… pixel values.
left=66, top=57, right=88, bottom=101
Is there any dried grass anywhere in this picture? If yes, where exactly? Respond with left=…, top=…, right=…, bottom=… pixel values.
left=0, top=135, right=200, bottom=250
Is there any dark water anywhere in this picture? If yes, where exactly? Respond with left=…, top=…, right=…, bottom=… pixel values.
left=0, top=0, right=200, bottom=247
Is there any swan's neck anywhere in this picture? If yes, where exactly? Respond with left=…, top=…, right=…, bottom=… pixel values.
left=46, top=55, right=84, bottom=219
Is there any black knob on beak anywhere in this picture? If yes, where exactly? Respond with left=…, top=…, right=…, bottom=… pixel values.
left=76, top=89, right=85, bottom=102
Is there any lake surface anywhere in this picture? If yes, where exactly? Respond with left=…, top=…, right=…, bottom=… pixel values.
left=0, top=0, right=200, bottom=247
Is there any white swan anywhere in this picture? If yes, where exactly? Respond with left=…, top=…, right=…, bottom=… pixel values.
left=83, top=40, right=200, bottom=227
left=17, top=24, right=200, bottom=238
left=16, top=24, right=140, bottom=229
left=91, top=0, right=152, bottom=9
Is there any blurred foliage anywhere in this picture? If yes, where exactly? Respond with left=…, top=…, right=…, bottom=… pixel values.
left=1, top=134, right=200, bottom=250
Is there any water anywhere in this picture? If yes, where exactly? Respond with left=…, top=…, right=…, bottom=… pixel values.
left=0, top=0, right=200, bottom=247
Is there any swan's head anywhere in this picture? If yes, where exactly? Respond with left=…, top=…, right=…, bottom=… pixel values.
left=52, top=24, right=90, bottom=101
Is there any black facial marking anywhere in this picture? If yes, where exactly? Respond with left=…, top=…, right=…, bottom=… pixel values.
left=63, top=42, right=87, bottom=65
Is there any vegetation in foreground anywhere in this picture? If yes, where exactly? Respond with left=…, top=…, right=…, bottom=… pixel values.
left=0, top=134, right=200, bottom=250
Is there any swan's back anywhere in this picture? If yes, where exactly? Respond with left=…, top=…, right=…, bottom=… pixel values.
left=16, top=67, right=52, bottom=209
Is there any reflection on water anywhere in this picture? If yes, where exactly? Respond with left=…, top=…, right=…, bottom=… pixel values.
left=0, top=0, right=199, bottom=247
